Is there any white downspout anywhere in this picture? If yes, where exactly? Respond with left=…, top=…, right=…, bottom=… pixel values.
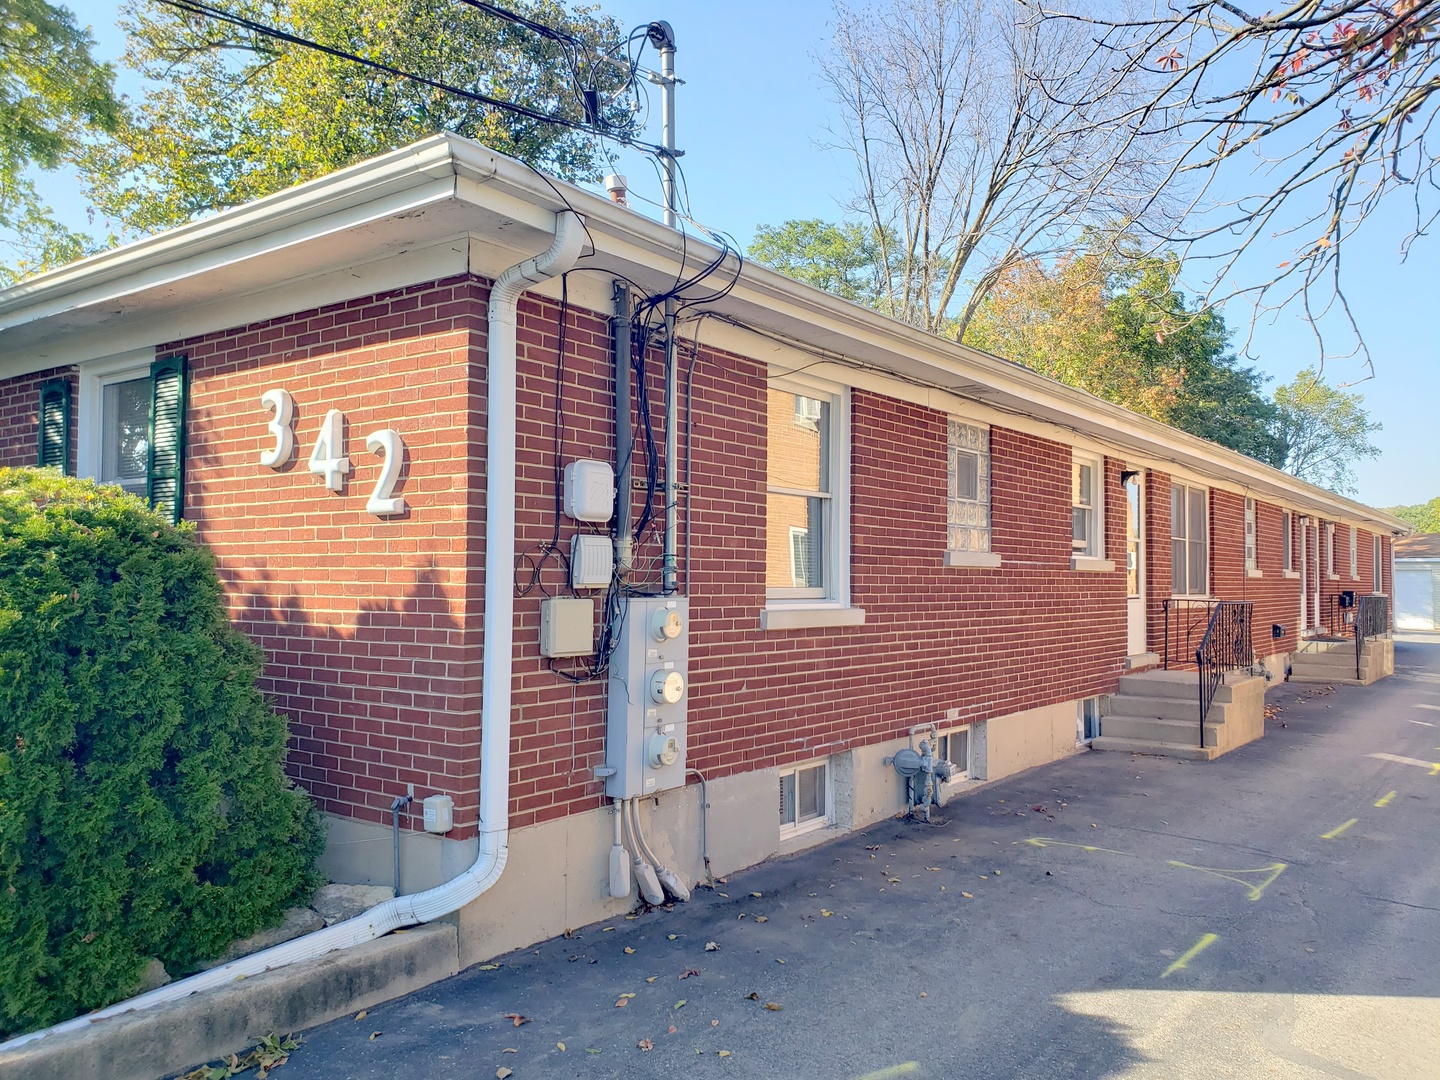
left=0, top=209, right=585, bottom=1052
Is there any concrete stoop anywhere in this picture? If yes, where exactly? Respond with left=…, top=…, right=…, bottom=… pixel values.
left=1289, top=636, right=1395, bottom=686
left=0, top=923, right=459, bottom=1080
left=1092, top=668, right=1266, bottom=761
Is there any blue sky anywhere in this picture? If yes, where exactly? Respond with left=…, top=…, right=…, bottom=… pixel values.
left=49, top=0, right=1439, bottom=507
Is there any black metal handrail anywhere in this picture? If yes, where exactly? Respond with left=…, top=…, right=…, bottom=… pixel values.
left=1195, top=601, right=1253, bottom=747
left=1355, top=594, right=1389, bottom=680
left=1163, top=598, right=1218, bottom=670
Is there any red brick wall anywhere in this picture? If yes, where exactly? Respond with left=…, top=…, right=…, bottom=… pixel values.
left=0, top=365, right=76, bottom=474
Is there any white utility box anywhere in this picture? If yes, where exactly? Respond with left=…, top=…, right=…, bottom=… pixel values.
left=605, top=596, right=688, bottom=798
left=422, top=794, right=454, bottom=834
left=540, top=597, right=594, bottom=657
left=570, top=534, right=613, bottom=590
left=564, top=459, right=615, bottom=522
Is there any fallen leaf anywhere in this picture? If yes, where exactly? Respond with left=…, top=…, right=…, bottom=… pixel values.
left=478, top=963, right=500, bottom=971
left=751, top=892, right=763, bottom=898
left=586, top=1048, right=601, bottom=1053
left=603, top=926, right=615, bottom=932
left=745, top=992, right=759, bottom=1001
left=776, top=958, right=785, bottom=964
left=764, top=1002, right=783, bottom=1011
left=681, top=969, right=701, bottom=979
left=354, top=1010, right=367, bottom=1022
left=961, top=892, right=974, bottom=899
left=504, top=1014, right=530, bottom=1027
left=497, top=1069, right=513, bottom=1079
left=717, top=892, right=729, bottom=898
left=820, top=909, right=833, bottom=917
left=1091, top=823, right=1098, bottom=828
left=674, top=1000, right=687, bottom=1009
left=887, top=878, right=901, bottom=884
left=557, top=1041, right=566, bottom=1051
left=919, top=992, right=928, bottom=998
left=638, top=1038, right=654, bottom=1051
left=716, top=877, right=727, bottom=884
left=668, top=1024, right=677, bottom=1034
left=502, top=1048, right=517, bottom=1054
left=705, top=941, right=720, bottom=951
left=624, top=947, right=636, bottom=955
left=927, top=867, right=940, bottom=872
left=712, top=1019, right=720, bottom=1027
left=865, top=845, right=881, bottom=850
left=718, top=1050, right=732, bottom=1057
left=368, top=1031, right=381, bottom=1041
left=754, top=916, right=768, bottom=923
left=646, top=976, right=659, bottom=983
left=668, top=934, right=678, bottom=940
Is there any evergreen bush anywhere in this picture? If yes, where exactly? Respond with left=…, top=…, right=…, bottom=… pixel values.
left=0, top=468, right=324, bottom=1037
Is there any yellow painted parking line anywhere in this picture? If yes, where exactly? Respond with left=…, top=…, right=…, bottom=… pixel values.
left=1321, top=818, right=1358, bottom=840
left=1368, top=752, right=1440, bottom=774
left=853, top=1064, right=920, bottom=1079
left=1168, top=861, right=1287, bottom=901
left=1375, top=791, right=1398, bottom=808
left=1018, top=837, right=1134, bottom=857
left=1162, top=933, right=1219, bottom=979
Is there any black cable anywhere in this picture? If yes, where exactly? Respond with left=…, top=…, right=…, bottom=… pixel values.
left=154, top=0, right=670, bottom=157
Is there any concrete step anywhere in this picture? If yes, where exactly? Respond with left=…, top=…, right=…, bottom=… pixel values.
left=1108, top=694, right=1210, bottom=723
left=1117, top=669, right=1248, bottom=702
left=1090, top=736, right=1219, bottom=761
left=1288, top=674, right=1365, bottom=686
left=1100, top=714, right=1219, bottom=745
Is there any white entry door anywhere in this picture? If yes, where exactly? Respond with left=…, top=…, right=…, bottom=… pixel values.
left=1125, top=473, right=1146, bottom=654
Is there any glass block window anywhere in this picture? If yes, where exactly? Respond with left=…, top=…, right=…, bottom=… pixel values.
left=947, top=420, right=991, bottom=553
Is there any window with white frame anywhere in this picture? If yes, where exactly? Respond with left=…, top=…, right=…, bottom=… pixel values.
left=1282, top=511, right=1294, bottom=572
left=1244, top=498, right=1258, bottom=572
left=1078, top=697, right=1102, bottom=743
left=99, top=373, right=152, bottom=496
left=1349, top=525, right=1358, bottom=578
left=1071, top=452, right=1102, bottom=557
left=947, top=420, right=991, bottom=553
left=1170, top=482, right=1209, bottom=596
left=1373, top=535, right=1383, bottom=593
left=938, top=727, right=971, bottom=781
left=766, top=381, right=847, bottom=601
left=779, top=760, right=830, bottom=836
left=1325, top=522, right=1336, bottom=577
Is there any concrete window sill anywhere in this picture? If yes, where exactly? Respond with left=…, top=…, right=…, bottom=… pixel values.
left=1247, top=568, right=1264, bottom=579
left=1283, top=569, right=1300, bottom=579
left=944, top=550, right=1002, bottom=569
left=1070, top=556, right=1117, bottom=573
left=759, top=605, right=867, bottom=631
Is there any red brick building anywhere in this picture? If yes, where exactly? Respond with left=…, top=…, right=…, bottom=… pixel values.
left=0, top=136, right=1404, bottom=966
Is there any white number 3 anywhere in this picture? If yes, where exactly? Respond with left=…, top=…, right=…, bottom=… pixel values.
left=259, top=388, right=295, bottom=467
left=365, top=429, right=406, bottom=516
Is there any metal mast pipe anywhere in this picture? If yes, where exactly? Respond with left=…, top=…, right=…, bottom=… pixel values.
left=652, top=21, right=680, bottom=593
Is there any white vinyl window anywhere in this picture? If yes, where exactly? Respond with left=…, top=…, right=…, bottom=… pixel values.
left=1325, top=523, right=1336, bottom=577
left=1282, top=511, right=1294, bottom=572
left=766, top=380, right=849, bottom=603
left=1071, top=452, right=1102, bottom=557
left=938, top=727, right=971, bottom=781
left=779, top=760, right=831, bottom=837
left=1170, top=482, right=1209, bottom=596
left=1373, top=535, right=1383, bottom=593
left=1244, top=498, right=1258, bottom=572
left=1078, top=697, right=1102, bottom=744
left=1349, top=525, right=1358, bottom=579
left=947, top=420, right=991, bottom=553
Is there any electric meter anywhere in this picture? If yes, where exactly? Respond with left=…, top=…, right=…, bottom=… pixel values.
left=651, top=607, right=683, bottom=641
left=649, top=669, right=685, bottom=704
left=648, top=733, right=681, bottom=769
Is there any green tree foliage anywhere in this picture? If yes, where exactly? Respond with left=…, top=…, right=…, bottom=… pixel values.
left=0, top=469, right=324, bottom=1037
left=1385, top=498, right=1440, bottom=533
left=749, top=220, right=889, bottom=308
left=83, top=0, right=636, bottom=236
left=0, top=0, right=119, bottom=282
left=963, top=245, right=1285, bottom=465
left=1271, top=371, right=1382, bottom=495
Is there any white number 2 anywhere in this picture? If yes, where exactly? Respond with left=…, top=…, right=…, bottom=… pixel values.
left=365, top=429, right=406, bottom=516
left=259, top=388, right=295, bottom=467
left=308, top=409, right=351, bottom=492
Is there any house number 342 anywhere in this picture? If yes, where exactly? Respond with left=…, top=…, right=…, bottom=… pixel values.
left=259, top=388, right=406, bottom=517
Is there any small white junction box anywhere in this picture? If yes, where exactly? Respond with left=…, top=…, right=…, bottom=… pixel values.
left=570, top=534, right=613, bottom=590
left=564, top=459, right=614, bottom=522
left=540, top=597, right=594, bottom=657
left=422, top=794, right=454, bottom=834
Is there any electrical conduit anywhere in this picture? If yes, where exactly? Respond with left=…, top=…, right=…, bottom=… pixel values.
left=0, top=209, right=586, bottom=1052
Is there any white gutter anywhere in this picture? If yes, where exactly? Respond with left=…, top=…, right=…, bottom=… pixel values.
left=0, top=207, right=585, bottom=1054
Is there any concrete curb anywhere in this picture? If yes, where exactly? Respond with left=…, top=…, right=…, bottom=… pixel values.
left=0, top=923, right=459, bottom=1080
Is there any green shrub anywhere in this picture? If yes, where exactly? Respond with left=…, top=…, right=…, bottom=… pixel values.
left=0, top=468, right=324, bottom=1037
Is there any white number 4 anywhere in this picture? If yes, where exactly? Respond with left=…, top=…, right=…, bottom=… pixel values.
left=308, top=409, right=351, bottom=491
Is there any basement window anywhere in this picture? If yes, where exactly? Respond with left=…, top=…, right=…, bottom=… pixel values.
left=938, top=727, right=971, bottom=781
left=779, top=760, right=831, bottom=837
left=1078, top=697, right=1102, bottom=744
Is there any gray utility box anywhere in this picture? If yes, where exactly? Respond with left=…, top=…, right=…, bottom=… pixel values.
left=605, top=596, right=689, bottom=799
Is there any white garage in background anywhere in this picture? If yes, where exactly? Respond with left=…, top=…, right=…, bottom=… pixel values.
left=1395, top=535, right=1440, bottom=631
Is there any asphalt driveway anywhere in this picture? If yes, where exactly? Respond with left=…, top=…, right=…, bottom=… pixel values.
left=265, top=638, right=1440, bottom=1080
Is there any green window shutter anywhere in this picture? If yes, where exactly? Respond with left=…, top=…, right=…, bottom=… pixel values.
left=37, top=379, right=72, bottom=473
left=147, top=355, right=188, bottom=524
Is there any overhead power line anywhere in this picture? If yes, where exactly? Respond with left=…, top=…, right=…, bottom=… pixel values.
left=153, top=0, right=669, bottom=156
